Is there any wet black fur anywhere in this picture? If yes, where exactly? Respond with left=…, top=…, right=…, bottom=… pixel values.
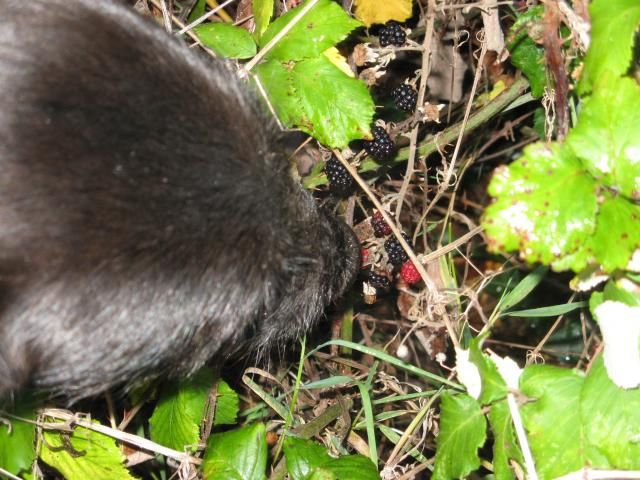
left=0, top=0, right=359, bottom=400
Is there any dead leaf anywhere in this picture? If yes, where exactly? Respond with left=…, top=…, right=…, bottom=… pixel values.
left=354, top=0, right=413, bottom=28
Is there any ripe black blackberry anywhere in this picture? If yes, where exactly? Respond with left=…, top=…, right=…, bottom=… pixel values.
left=324, top=157, right=354, bottom=197
left=392, top=84, right=418, bottom=112
left=379, top=21, right=406, bottom=47
left=366, top=271, right=392, bottom=294
left=371, top=210, right=393, bottom=237
left=384, top=233, right=411, bottom=266
left=364, top=126, right=394, bottom=161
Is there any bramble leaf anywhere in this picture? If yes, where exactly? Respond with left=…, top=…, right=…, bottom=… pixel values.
left=579, top=0, right=640, bottom=93
left=194, top=23, right=257, bottom=59
left=259, top=0, right=361, bottom=61
left=256, top=56, right=374, bottom=147
left=432, top=393, right=486, bottom=480
left=520, top=358, right=640, bottom=479
left=149, top=368, right=214, bottom=451
left=567, top=76, right=640, bottom=200
left=508, top=6, right=546, bottom=98
left=484, top=143, right=598, bottom=268
left=41, top=423, right=135, bottom=480
left=202, top=423, right=268, bottom=480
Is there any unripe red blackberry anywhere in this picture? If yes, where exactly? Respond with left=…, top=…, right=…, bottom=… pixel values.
left=400, top=260, right=421, bottom=285
left=371, top=210, right=393, bottom=237
left=364, top=126, right=394, bottom=161
left=392, top=84, right=418, bottom=112
left=324, top=157, right=354, bottom=197
left=384, top=233, right=411, bottom=266
left=379, top=21, right=406, bottom=47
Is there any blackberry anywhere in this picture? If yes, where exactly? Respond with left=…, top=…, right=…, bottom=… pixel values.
left=384, top=233, right=411, bottom=266
left=400, top=260, right=421, bottom=285
left=379, top=21, right=406, bottom=47
left=392, top=84, right=418, bottom=112
left=364, top=126, right=394, bottom=161
left=366, top=271, right=392, bottom=294
left=324, top=157, right=354, bottom=197
left=371, top=210, right=393, bottom=237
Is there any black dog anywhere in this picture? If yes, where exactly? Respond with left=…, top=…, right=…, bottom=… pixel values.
left=0, top=0, right=359, bottom=400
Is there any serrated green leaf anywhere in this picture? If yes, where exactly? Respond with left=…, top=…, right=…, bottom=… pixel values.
left=0, top=400, right=36, bottom=476
left=202, top=423, right=267, bottom=480
left=149, top=368, right=215, bottom=451
left=484, top=143, right=598, bottom=267
left=214, top=379, right=240, bottom=426
left=509, top=38, right=545, bottom=98
left=194, top=23, right=257, bottom=59
left=468, top=337, right=508, bottom=405
left=580, top=0, right=640, bottom=93
left=433, top=393, right=486, bottom=480
left=587, top=194, right=640, bottom=271
left=520, top=365, right=586, bottom=479
left=259, top=0, right=362, bottom=61
left=283, top=437, right=378, bottom=480
left=253, top=0, right=274, bottom=40
left=520, top=358, right=640, bottom=479
left=581, top=357, right=640, bottom=468
left=40, top=423, right=135, bottom=480
left=488, top=400, right=524, bottom=480
left=256, top=56, right=374, bottom=147
left=567, top=76, right=640, bottom=200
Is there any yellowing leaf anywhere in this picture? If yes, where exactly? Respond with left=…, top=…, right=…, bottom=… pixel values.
left=354, top=0, right=413, bottom=27
left=323, top=47, right=354, bottom=78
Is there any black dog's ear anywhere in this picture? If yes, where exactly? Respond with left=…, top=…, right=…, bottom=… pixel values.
left=0, top=0, right=359, bottom=401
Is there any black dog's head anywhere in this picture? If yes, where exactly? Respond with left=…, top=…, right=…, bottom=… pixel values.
left=0, top=0, right=359, bottom=400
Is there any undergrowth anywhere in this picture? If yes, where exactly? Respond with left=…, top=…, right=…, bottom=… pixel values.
left=2, top=0, right=640, bottom=479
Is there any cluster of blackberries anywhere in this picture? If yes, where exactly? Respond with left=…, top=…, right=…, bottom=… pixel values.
left=371, top=210, right=393, bottom=237
left=379, top=21, right=406, bottom=47
left=324, top=157, right=354, bottom=197
left=384, top=232, right=411, bottom=266
left=392, top=84, right=418, bottom=112
left=366, top=270, right=392, bottom=294
left=364, top=126, right=395, bottom=161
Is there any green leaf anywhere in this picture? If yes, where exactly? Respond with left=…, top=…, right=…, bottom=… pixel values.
left=187, top=0, right=206, bottom=23
left=253, top=0, right=274, bottom=40
left=258, top=0, right=362, bottom=61
left=149, top=368, right=215, bottom=451
left=283, top=437, right=378, bottom=480
left=567, top=76, right=640, bottom=200
left=581, top=357, right=640, bottom=469
left=503, top=301, right=586, bottom=318
left=256, top=56, right=374, bottom=147
left=579, top=0, right=640, bottom=93
left=484, top=143, right=598, bottom=267
left=508, top=6, right=545, bottom=98
left=510, top=37, right=545, bottom=98
left=432, top=393, right=486, bottom=480
left=202, top=423, right=268, bottom=480
left=498, top=265, right=548, bottom=312
left=0, top=400, right=36, bottom=476
left=468, top=337, right=508, bottom=405
left=214, top=379, right=240, bottom=426
left=519, top=358, right=640, bottom=479
left=520, top=365, right=586, bottom=480
left=194, top=23, right=257, bottom=59
left=40, top=423, right=135, bottom=480
left=488, top=400, right=524, bottom=480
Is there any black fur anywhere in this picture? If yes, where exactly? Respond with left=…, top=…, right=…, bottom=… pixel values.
left=0, top=0, right=359, bottom=400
